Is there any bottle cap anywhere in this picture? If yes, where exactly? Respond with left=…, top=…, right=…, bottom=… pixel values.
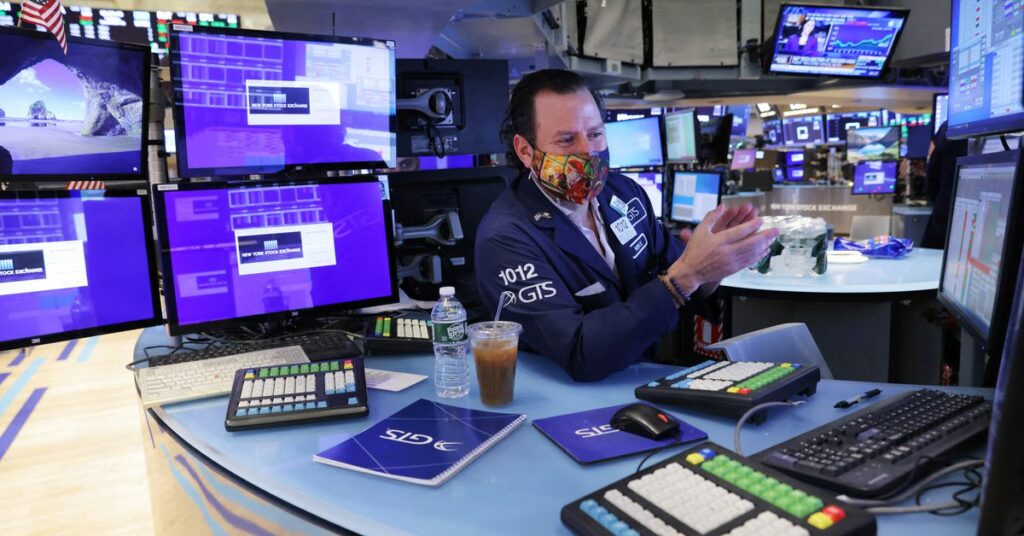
left=439, top=286, right=455, bottom=297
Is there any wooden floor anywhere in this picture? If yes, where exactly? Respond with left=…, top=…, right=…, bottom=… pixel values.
left=0, top=330, right=155, bottom=535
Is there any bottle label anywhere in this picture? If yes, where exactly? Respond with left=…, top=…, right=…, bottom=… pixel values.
left=432, top=320, right=466, bottom=344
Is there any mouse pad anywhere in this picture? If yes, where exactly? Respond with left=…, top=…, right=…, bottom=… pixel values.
left=532, top=403, right=707, bottom=464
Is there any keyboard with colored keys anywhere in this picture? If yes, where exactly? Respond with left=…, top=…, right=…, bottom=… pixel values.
left=224, top=358, right=369, bottom=431
left=562, top=442, right=876, bottom=536
left=364, top=313, right=434, bottom=355
left=635, top=360, right=820, bottom=423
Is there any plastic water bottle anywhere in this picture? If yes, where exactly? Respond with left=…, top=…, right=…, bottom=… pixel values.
left=431, top=286, right=470, bottom=398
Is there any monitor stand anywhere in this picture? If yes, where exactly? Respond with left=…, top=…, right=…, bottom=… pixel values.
left=958, top=328, right=986, bottom=386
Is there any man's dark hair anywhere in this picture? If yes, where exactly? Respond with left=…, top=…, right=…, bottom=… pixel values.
left=499, top=69, right=605, bottom=171
left=0, top=145, right=12, bottom=175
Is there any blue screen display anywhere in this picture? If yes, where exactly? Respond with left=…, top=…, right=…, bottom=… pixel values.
left=770, top=4, right=907, bottom=78
left=947, top=0, right=1024, bottom=138
left=782, top=115, right=825, bottom=146
left=606, top=117, right=664, bottom=169
left=671, top=171, right=720, bottom=223
left=763, top=119, right=784, bottom=145
left=852, top=160, right=897, bottom=194
left=826, top=111, right=883, bottom=142
left=934, top=94, right=949, bottom=134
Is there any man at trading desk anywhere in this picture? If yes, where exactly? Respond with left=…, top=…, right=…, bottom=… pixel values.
left=475, top=69, right=778, bottom=382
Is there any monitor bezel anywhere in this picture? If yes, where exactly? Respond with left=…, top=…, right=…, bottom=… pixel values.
left=850, top=160, right=898, bottom=196
left=152, top=175, right=400, bottom=336
left=767, top=3, right=910, bottom=79
left=664, top=109, right=699, bottom=164
left=168, top=25, right=397, bottom=178
left=938, top=149, right=1024, bottom=354
left=0, top=26, right=152, bottom=182
left=0, top=189, right=164, bottom=351
left=606, top=115, right=665, bottom=169
left=617, top=169, right=666, bottom=219
left=669, top=169, right=723, bottom=224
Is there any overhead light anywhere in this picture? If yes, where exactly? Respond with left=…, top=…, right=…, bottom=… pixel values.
left=759, top=110, right=777, bottom=118
left=756, top=102, right=773, bottom=113
left=615, top=113, right=645, bottom=121
left=697, top=114, right=711, bottom=123
left=788, top=103, right=808, bottom=111
left=831, top=104, right=842, bottom=109
left=782, top=107, right=822, bottom=117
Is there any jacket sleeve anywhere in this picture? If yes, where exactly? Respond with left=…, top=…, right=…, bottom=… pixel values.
left=476, top=227, right=681, bottom=382
left=650, top=212, right=722, bottom=321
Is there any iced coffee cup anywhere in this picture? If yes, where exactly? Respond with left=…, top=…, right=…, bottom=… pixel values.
left=467, top=321, right=522, bottom=407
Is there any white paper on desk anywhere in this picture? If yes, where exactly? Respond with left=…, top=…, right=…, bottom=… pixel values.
left=365, top=368, right=428, bottom=392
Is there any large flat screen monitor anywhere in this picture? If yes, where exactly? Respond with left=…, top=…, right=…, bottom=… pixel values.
left=846, top=126, right=900, bottom=164
left=947, top=0, right=1024, bottom=139
left=825, top=110, right=882, bottom=142
left=933, top=93, right=948, bottom=134
left=670, top=171, right=721, bottom=224
left=605, top=116, right=664, bottom=169
left=620, top=171, right=663, bottom=218
left=768, top=4, right=908, bottom=78
left=0, top=190, right=162, bottom=351
left=905, top=125, right=932, bottom=159
left=664, top=110, right=698, bottom=163
left=763, top=119, right=784, bottom=145
left=170, top=26, right=397, bottom=177
left=939, top=150, right=1024, bottom=356
left=852, top=160, right=897, bottom=195
left=782, top=115, right=824, bottom=146
left=0, top=27, right=150, bottom=181
left=784, top=151, right=805, bottom=167
left=153, top=177, right=399, bottom=335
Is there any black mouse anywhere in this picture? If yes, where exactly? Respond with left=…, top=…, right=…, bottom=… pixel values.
left=610, top=403, right=680, bottom=440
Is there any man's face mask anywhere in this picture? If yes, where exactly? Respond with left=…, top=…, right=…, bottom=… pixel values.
left=530, top=147, right=610, bottom=205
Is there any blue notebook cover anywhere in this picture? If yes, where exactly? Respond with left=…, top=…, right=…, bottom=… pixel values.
left=313, top=398, right=526, bottom=487
left=532, top=404, right=707, bottom=464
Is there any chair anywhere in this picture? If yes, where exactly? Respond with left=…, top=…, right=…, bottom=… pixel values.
left=704, top=323, right=834, bottom=379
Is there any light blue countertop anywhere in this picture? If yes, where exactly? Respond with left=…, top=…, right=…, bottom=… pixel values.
left=150, top=349, right=987, bottom=535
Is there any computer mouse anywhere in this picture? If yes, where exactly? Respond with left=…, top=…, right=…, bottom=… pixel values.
left=610, top=403, right=680, bottom=440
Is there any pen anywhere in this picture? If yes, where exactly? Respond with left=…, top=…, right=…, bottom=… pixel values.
left=834, top=388, right=882, bottom=409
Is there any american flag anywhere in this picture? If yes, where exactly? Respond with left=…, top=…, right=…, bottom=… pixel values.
left=19, top=0, right=67, bottom=54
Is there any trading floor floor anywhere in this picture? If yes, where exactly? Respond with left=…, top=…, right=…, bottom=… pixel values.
left=0, top=330, right=154, bottom=535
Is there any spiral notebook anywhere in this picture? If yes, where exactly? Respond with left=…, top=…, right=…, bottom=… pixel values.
left=313, top=398, right=526, bottom=487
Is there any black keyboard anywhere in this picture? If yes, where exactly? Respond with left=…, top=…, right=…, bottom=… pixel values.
left=363, top=313, right=434, bottom=355
left=562, top=441, right=876, bottom=536
left=758, top=389, right=991, bottom=497
left=149, top=332, right=361, bottom=367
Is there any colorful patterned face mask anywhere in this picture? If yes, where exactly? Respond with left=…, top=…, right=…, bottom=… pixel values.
left=530, top=147, right=610, bottom=205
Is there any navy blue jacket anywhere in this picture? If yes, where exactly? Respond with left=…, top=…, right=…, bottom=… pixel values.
left=475, top=171, right=712, bottom=382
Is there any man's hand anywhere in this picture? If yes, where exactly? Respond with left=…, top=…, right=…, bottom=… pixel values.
left=666, top=204, right=779, bottom=295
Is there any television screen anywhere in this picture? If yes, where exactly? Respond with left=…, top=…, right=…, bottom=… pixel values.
left=787, top=166, right=806, bottom=181
left=606, top=116, right=664, bottom=169
left=825, top=111, right=883, bottom=142
left=905, top=125, right=932, bottom=159
left=933, top=93, right=948, bottom=134
left=782, top=115, right=824, bottom=146
left=773, top=167, right=786, bottom=183
left=947, top=0, right=1024, bottom=139
left=847, top=126, right=900, bottom=164
left=784, top=151, right=805, bottom=167
left=769, top=4, right=909, bottom=78
left=852, top=160, right=897, bottom=195
left=620, top=171, right=664, bottom=218
left=664, top=109, right=698, bottom=163
left=670, top=171, right=721, bottom=224
left=763, top=119, right=784, bottom=145
left=729, top=105, right=750, bottom=138
left=0, top=27, right=149, bottom=180
left=731, top=149, right=758, bottom=171
left=170, top=26, right=396, bottom=177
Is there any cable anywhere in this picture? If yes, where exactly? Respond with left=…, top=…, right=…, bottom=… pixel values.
left=733, top=401, right=805, bottom=456
left=867, top=500, right=966, bottom=515
left=635, top=439, right=686, bottom=474
left=837, top=459, right=984, bottom=507
left=1001, top=134, right=1011, bottom=152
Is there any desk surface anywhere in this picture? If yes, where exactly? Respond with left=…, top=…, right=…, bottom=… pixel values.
left=721, top=248, right=943, bottom=295
left=146, top=344, right=988, bottom=536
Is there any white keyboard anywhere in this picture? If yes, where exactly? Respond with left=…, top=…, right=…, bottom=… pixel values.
left=137, top=346, right=310, bottom=408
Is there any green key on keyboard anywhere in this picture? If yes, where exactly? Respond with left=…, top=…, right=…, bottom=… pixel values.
left=700, top=454, right=825, bottom=518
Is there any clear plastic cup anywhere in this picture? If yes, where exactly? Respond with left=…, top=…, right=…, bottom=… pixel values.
left=467, top=321, right=522, bottom=406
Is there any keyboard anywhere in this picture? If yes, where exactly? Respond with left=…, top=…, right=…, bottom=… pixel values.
left=137, top=346, right=309, bottom=408
left=147, top=332, right=361, bottom=367
left=635, top=360, right=821, bottom=423
left=364, top=313, right=433, bottom=355
left=758, top=389, right=991, bottom=497
left=562, top=442, right=876, bottom=536
left=225, top=358, right=368, bottom=431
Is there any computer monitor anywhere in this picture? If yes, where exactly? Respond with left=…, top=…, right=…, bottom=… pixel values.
left=169, top=26, right=397, bottom=177
left=772, top=167, right=786, bottom=183
left=768, top=4, right=909, bottom=78
left=851, top=161, right=897, bottom=195
left=947, top=0, right=1024, bottom=139
left=605, top=116, right=664, bottom=169
left=739, top=171, right=775, bottom=192
left=905, top=126, right=932, bottom=159
left=664, top=109, right=699, bottom=164
left=0, top=27, right=150, bottom=181
left=729, top=105, right=750, bottom=138
left=933, top=93, right=948, bottom=135
left=763, top=119, right=784, bottom=145
left=670, top=171, right=721, bottom=224
left=781, top=115, right=824, bottom=146
left=699, top=114, right=733, bottom=165
left=784, top=151, right=805, bottom=167
left=0, top=190, right=162, bottom=351
left=846, top=126, right=900, bottom=164
left=731, top=149, right=758, bottom=171
left=825, top=111, right=883, bottom=142
left=938, top=150, right=1024, bottom=359
left=786, top=166, right=806, bottom=182
left=620, top=171, right=664, bottom=218
left=153, top=177, right=399, bottom=335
